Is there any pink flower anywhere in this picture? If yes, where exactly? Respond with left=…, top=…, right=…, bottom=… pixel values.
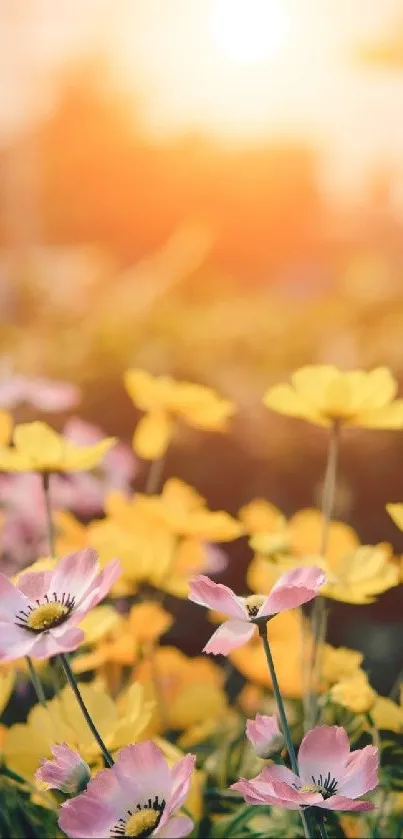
left=0, top=375, right=79, bottom=412
left=0, top=549, right=121, bottom=660
left=59, top=741, right=195, bottom=839
left=36, top=744, right=91, bottom=794
left=232, top=726, right=378, bottom=812
left=188, top=566, right=325, bottom=655
left=246, top=714, right=284, bottom=758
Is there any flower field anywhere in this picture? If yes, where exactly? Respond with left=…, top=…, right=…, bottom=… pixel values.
left=0, top=366, right=401, bottom=838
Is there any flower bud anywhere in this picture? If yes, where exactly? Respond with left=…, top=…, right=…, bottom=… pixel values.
left=36, top=744, right=91, bottom=795
left=246, top=714, right=284, bottom=758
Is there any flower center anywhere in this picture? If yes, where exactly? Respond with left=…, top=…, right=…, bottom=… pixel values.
left=15, top=593, right=75, bottom=633
left=124, top=810, right=159, bottom=837
left=299, top=773, right=338, bottom=800
left=110, top=798, right=165, bottom=838
left=244, top=594, right=266, bottom=618
left=300, top=784, right=320, bottom=794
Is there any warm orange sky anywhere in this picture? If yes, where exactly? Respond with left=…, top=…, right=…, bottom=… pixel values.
left=2, top=0, right=403, bottom=196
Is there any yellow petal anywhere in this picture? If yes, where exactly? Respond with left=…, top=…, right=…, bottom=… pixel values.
left=353, top=400, right=403, bottom=429
left=61, top=437, right=116, bottom=470
left=80, top=605, right=121, bottom=644
left=371, top=696, right=403, bottom=733
left=124, top=369, right=174, bottom=411
left=13, top=421, right=63, bottom=468
left=129, top=602, right=173, bottom=643
left=133, top=411, right=173, bottom=460
left=324, top=375, right=352, bottom=418
left=239, top=499, right=286, bottom=534
left=387, top=503, right=403, bottom=532
left=291, top=365, right=339, bottom=408
left=0, top=670, right=14, bottom=717
left=263, top=383, right=327, bottom=425
left=174, top=384, right=235, bottom=430
left=345, top=367, right=397, bottom=411
left=181, top=510, right=243, bottom=541
left=0, top=410, right=12, bottom=446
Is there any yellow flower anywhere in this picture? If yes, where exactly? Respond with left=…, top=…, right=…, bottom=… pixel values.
left=330, top=670, right=376, bottom=713
left=79, top=605, right=121, bottom=645
left=124, top=368, right=235, bottom=459
left=247, top=508, right=398, bottom=605
left=0, top=410, right=12, bottom=445
left=371, top=693, right=403, bottom=732
left=128, top=602, right=173, bottom=644
left=135, top=646, right=227, bottom=733
left=264, top=365, right=403, bottom=428
left=3, top=681, right=153, bottom=778
left=387, top=503, right=403, bottom=531
left=229, top=611, right=307, bottom=698
left=55, top=511, right=89, bottom=555
left=322, top=645, right=364, bottom=686
left=0, top=670, right=14, bottom=719
left=0, top=421, right=115, bottom=472
left=150, top=478, right=243, bottom=541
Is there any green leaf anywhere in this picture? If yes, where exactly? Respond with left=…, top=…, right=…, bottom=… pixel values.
left=379, top=729, right=403, bottom=791
left=0, top=777, right=60, bottom=839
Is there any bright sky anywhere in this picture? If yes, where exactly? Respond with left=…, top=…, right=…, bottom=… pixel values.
left=2, top=0, right=403, bottom=195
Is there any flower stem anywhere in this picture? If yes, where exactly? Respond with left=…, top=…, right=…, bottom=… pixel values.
left=26, top=655, right=47, bottom=707
left=42, top=472, right=56, bottom=557
left=258, top=624, right=313, bottom=839
left=308, top=420, right=339, bottom=726
left=315, top=813, right=328, bottom=839
left=145, top=452, right=166, bottom=495
left=59, top=653, right=114, bottom=767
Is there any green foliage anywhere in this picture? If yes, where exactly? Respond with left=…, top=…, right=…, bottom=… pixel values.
left=0, top=777, right=60, bottom=839
left=379, top=730, right=403, bottom=791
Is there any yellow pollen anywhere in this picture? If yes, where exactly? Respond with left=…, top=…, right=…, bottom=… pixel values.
left=245, top=594, right=266, bottom=617
left=27, top=602, right=68, bottom=631
left=124, top=809, right=159, bottom=837
left=300, top=784, right=320, bottom=794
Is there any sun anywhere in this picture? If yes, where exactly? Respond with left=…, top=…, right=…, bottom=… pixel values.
left=211, top=0, right=290, bottom=63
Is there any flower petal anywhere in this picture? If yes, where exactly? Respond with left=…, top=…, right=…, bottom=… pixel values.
left=157, top=815, right=194, bottom=838
left=353, top=400, right=403, bottom=429
left=167, top=754, right=196, bottom=814
left=27, top=626, right=84, bottom=659
left=0, top=574, right=29, bottom=620
left=263, top=383, right=327, bottom=425
left=298, top=726, right=350, bottom=786
left=133, top=412, right=173, bottom=460
left=337, top=746, right=379, bottom=799
left=188, top=575, right=247, bottom=619
left=204, top=620, right=255, bottom=655
left=315, top=795, right=375, bottom=812
left=0, top=622, right=39, bottom=660
left=113, top=742, right=172, bottom=805
left=17, top=570, right=53, bottom=602
left=258, top=565, right=325, bottom=618
left=49, top=549, right=100, bottom=605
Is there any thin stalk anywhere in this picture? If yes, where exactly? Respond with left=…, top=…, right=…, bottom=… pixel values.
left=308, top=420, right=339, bottom=726
left=59, top=653, right=114, bottom=767
left=315, top=814, right=328, bottom=839
left=258, top=624, right=313, bottom=839
left=42, top=471, right=56, bottom=557
left=145, top=452, right=166, bottom=495
left=26, top=655, right=47, bottom=707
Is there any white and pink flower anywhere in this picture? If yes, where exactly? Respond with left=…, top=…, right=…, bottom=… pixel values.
left=232, top=725, right=378, bottom=812
left=188, top=566, right=325, bottom=655
left=36, top=744, right=91, bottom=794
left=59, top=741, right=195, bottom=839
left=0, top=375, right=79, bottom=412
left=0, top=549, right=120, bottom=660
left=246, top=714, right=284, bottom=759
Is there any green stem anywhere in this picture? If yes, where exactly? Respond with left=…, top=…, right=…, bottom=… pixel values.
left=26, top=655, right=46, bottom=707
left=308, top=420, right=339, bottom=726
left=315, top=814, right=328, bottom=839
left=42, top=472, right=56, bottom=557
left=145, top=453, right=166, bottom=495
left=59, top=653, right=114, bottom=767
left=258, top=624, right=313, bottom=839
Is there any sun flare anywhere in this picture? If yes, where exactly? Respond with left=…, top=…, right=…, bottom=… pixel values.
left=211, top=0, right=290, bottom=63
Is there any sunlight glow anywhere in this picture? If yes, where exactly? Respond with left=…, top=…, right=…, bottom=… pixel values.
left=211, top=0, right=290, bottom=63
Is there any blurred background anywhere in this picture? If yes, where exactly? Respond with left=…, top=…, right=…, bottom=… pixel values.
left=1, top=0, right=403, bottom=688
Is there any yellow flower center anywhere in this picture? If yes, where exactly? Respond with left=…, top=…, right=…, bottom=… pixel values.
left=26, top=602, right=69, bottom=632
left=244, top=594, right=266, bottom=618
left=300, top=784, right=320, bottom=794
left=124, top=809, right=159, bottom=837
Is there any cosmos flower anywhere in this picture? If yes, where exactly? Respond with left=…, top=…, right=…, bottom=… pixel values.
left=36, top=744, right=91, bottom=794
left=59, top=741, right=195, bottom=839
left=0, top=548, right=120, bottom=660
left=264, top=366, right=403, bottom=429
left=246, top=714, right=284, bottom=758
left=232, top=726, right=378, bottom=812
left=0, top=422, right=116, bottom=472
left=188, top=565, right=325, bottom=655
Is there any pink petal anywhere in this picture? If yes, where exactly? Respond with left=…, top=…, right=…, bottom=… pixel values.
left=76, top=559, right=121, bottom=614
left=188, top=575, right=247, bottom=619
left=0, top=621, right=39, bottom=660
left=49, top=549, right=100, bottom=605
left=59, top=783, right=118, bottom=838
left=0, top=574, right=28, bottom=620
left=258, top=565, right=325, bottom=618
left=337, top=746, right=379, bottom=799
left=298, top=726, right=350, bottom=787
left=18, top=570, right=53, bottom=601
left=157, top=815, right=194, bottom=838
left=167, top=754, right=196, bottom=814
left=316, top=795, right=375, bottom=812
left=258, top=764, right=300, bottom=788
left=28, top=379, right=80, bottom=412
left=114, top=742, right=172, bottom=805
left=27, top=626, right=84, bottom=659
left=246, top=716, right=284, bottom=758
left=203, top=620, right=255, bottom=655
